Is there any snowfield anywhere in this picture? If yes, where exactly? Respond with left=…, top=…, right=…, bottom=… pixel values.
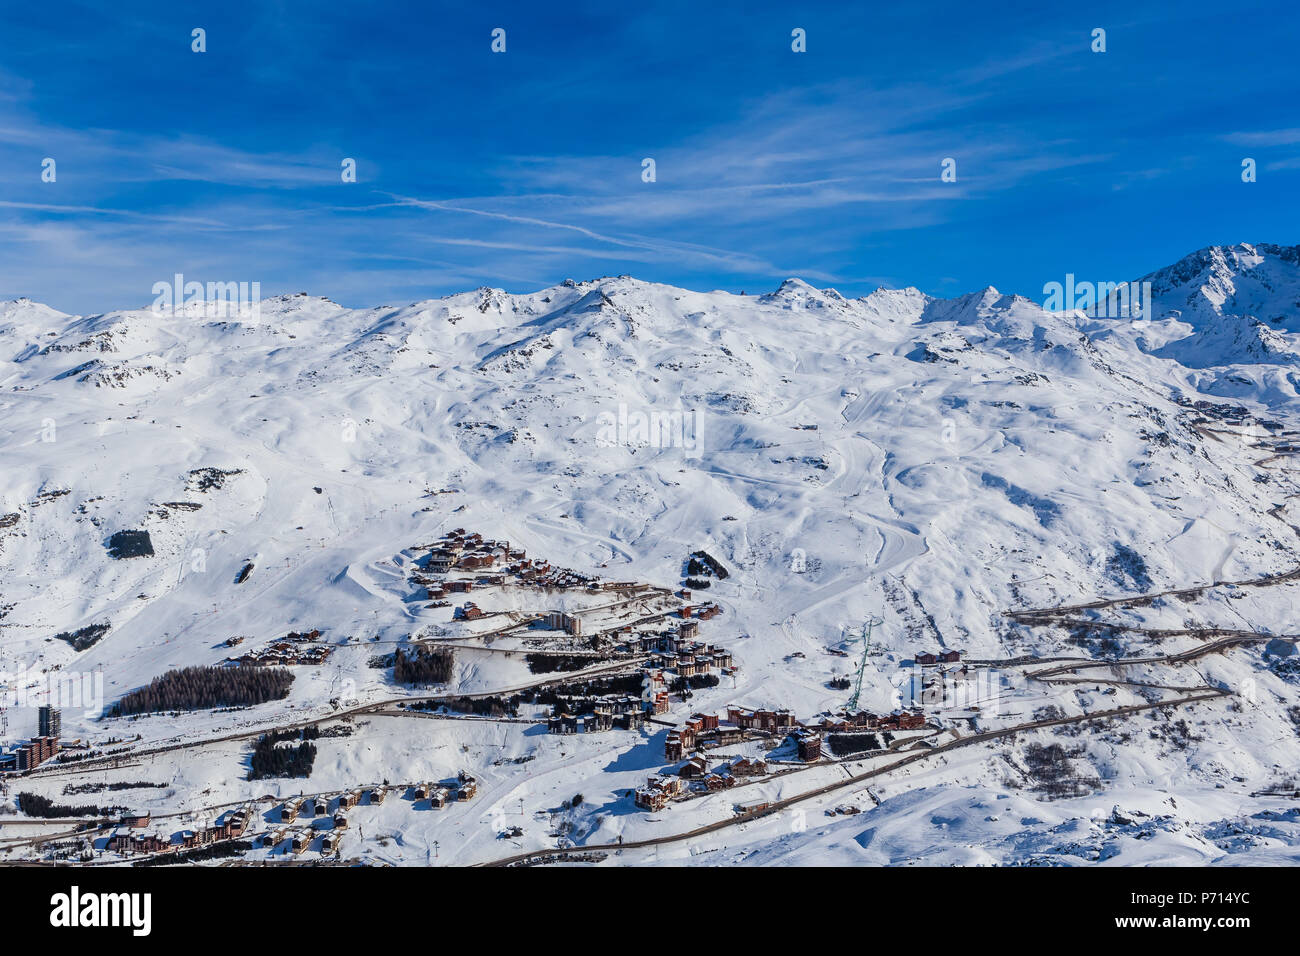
left=3, top=241, right=1300, bottom=866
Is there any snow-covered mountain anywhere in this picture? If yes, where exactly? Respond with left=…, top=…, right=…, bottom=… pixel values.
left=4, top=242, right=1300, bottom=866
left=1124, top=242, right=1300, bottom=371
left=1145, top=242, right=1300, bottom=328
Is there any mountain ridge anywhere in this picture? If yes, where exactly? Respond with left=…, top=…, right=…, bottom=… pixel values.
left=4, top=240, right=1300, bottom=865
left=6, top=240, right=1298, bottom=334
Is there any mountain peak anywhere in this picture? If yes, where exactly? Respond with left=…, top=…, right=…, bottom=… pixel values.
left=761, top=278, right=848, bottom=308
left=1139, top=241, right=1300, bottom=331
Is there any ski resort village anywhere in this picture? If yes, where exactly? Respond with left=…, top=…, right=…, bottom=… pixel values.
left=5, top=244, right=1300, bottom=866
left=0, top=526, right=955, bottom=865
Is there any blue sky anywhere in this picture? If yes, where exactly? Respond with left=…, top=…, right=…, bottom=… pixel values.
left=1, top=0, right=1297, bottom=313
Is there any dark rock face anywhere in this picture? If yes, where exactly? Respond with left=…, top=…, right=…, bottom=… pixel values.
left=107, top=529, right=154, bottom=559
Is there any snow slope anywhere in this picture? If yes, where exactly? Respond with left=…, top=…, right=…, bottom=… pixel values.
left=4, top=243, right=1300, bottom=866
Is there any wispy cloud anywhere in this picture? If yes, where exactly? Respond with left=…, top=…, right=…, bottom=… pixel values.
left=0, top=4, right=1297, bottom=311
left=1223, top=129, right=1300, bottom=147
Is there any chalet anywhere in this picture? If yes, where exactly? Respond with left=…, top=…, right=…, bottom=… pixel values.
left=220, top=808, right=251, bottom=839
left=846, top=710, right=878, bottom=728
left=121, top=811, right=151, bottom=829
left=429, top=787, right=450, bottom=808
left=179, top=829, right=213, bottom=849
left=691, top=712, right=720, bottom=731
left=815, top=714, right=850, bottom=733
left=878, top=710, right=927, bottom=731
left=634, top=775, right=685, bottom=811
left=333, top=813, right=349, bottom=830
left=447, top=580, right=474, bottom=593
left=939, top=650, right=962, bottom=664
left=727, top=707, right=797, bottom=733
left=136, top=833, right=170, bottom=855
left=679, top=754, right=709, bottom=778
left=108, top=829, right=169, bottom=855
left=795, top=731, right=822, bottom=762
left=727, top=706, right=755, bottom=729
left=368, top=788, right=386, bottom=805
left=709, top=724, right=746, bottom=747
left=665, top=729, right=693, bottom=761
left=428, top=549, right=458, bottom=573
left=280, top=800, right=302, bottom=823
left=457, top=771, right=478, bottom=800
left=634, top=787, right=670, bottom=811
left=915, top=652, right=938, bottom=666
left=730, top=756, right=767, bottom=777
left=312, top=797, right=329, bottom=816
